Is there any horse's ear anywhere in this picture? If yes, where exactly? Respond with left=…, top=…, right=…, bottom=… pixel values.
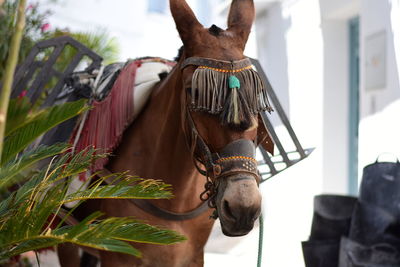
left=170, top=0, right=203, bottom=46
left=227, top=0, right=255, bottom=49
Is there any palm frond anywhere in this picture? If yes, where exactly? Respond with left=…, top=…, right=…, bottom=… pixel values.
left=0, top=143, right=69, bottom=190
left=0, top=215, right=186, bottom=260
left=70, top=29, right=120, bottom=64
left=51, top=29, right=120, bottom=68
left=0, top=148, right=184, bottom=259
left=0, top=213, right=142, bottom=259
left=63, top=174, right=173, bottom=204
left=10, top=148, right=101, bottom=204
left=112, top=220, right=187, bottom=245
left=1, top=99, right=88, bottom=164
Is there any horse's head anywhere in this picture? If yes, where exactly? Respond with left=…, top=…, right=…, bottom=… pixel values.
left=170, top=0, right=272, bottom=237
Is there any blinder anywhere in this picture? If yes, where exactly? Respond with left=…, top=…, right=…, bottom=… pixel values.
left=181, top=56, right=274, bottom=217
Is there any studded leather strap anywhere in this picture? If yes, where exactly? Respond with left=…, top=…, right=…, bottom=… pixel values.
left=181, top=57, right=252, bottom=70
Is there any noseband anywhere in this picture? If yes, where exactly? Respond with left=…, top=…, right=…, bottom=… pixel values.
left=181, top=56, right=272, bottom=217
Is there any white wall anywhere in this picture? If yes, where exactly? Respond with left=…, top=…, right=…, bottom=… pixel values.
left=359, top=0, right=400, bottom=119
left=320, top=0, right=360, bottom=20
left=358, top=0, right=400, bottom=179
left=255, top=0, right=324, bottom=151
left=320, top=20, right=350, bottom=194
left=252, top=1, right=324, bottom=266
left=38, top=0, right=184, bottom=61
left=392, top=0, right=400, bottom=74
left=319, top=0, right=359, bottom=194
left=251, top=0, right=400, bottom=265
left=255, top=4, right=291, bottom=123
left=319, top=0, right=400, bottom=193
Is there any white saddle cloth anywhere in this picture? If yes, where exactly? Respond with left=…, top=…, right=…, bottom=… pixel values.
left=133, top=61, right=173, bottom=119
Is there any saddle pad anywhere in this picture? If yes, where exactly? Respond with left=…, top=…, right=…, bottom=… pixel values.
left=65, top=58, right=174, bottom=208
left=72, top=58, right=174, bottom=173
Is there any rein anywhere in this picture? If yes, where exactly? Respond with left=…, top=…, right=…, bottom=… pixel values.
left=100, top=168, right=210, bottom=221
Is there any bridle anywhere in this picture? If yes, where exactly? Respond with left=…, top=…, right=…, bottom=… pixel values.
left=102, top=56, right=273, bottom=221
left=180, top=56, right=271, bottom=217
left=184, top=106, right=260, bottom=214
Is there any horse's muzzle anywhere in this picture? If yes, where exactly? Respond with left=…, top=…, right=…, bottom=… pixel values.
left=217, top=173, right=261, bottom=236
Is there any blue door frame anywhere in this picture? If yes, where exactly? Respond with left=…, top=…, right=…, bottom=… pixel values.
left=348, top=17, right=360, bottom=195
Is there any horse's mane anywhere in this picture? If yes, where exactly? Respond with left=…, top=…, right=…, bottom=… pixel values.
left=174, top=46, right=185, bottom=62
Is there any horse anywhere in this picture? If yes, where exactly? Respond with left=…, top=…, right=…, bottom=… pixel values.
left=59, top=0, right=273, bottom=266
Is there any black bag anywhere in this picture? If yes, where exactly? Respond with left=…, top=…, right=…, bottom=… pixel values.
left=302, top=195, right=357, bottom=267
left=339, top=237, right=400, bottom=267
left=303, top=157, right=400, bottom=267
left=359, top=158, right=400, bottom=220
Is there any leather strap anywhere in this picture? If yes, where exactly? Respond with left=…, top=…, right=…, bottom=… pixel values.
left=257, top=113, right=274, bottom=155
left=185, top=108, right=215, bottom=174
left=126, top=199, right=210, bottom=221
left=181, top=57, right=252, bottom=70
left=99, top=168, right=210, bottom=221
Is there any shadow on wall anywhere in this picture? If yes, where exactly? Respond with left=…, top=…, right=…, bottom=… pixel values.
left=255, top=2, right=292, bottom=127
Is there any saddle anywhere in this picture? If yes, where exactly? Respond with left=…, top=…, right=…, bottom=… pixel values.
left=59, top=58, right=175, bottom=207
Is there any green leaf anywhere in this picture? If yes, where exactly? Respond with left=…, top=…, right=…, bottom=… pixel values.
left=52, top=29, right=120, bottom=65
left=0, top=148, right=184, bottom=261
left=63, top=175, right=173, bottom=204
left=0, top=214, right=185, bottom=259
left=5, top=96, right=32, bottom=136
left=1, top=99, right=88, bottom=164
left=112, top=220, right=187, bottom=245
left=0, top=148, right=97, bottom=231
left=0, top=232, right=141, bottom=259
left=8, top=148, right=98, bottom=208
left=0, top=143, right=69, bottom=190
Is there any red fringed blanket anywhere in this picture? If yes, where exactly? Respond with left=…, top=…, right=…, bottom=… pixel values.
left=69, top=61, right=139, bottom=179
left=69, top=58, right=175, bottom=181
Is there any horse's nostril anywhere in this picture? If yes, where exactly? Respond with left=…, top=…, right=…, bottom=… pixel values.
left=223, top=200, right=235, bottom=220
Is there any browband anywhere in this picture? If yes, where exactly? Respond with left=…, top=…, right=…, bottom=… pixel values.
left=181, top=57, right=252, bottom=71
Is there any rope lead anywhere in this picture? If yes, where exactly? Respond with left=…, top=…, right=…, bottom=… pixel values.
left=257, top=213, right=264, bottom=267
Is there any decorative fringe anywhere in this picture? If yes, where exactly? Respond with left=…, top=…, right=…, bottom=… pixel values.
left=69, top=61, right=139, bottom=178
left=190, top=67, right=273, bottom=121
left=220, top=86, right=252, bottom=128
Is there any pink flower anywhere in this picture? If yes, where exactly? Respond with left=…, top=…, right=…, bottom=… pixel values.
left=18, top=90, right=27, bottom=99
left=40, top=23, right=50, bottom=32
left=27, top=3, right=38, bottom=11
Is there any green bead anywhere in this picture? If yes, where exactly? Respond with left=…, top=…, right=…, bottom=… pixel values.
left=228, top=75, right=241, bottom=89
